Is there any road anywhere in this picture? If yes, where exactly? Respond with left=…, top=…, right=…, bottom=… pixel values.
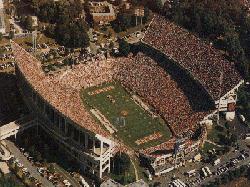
left=5, top=140, right=54, bottom=187
left=53, top=163, right=81, bottom=187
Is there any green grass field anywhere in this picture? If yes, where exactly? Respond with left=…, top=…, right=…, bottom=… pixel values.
left=207, top=125, right=228, bottom=145
left=81, top=82, right=172, bottom=150
left=201, top=142, right=219, bottom=153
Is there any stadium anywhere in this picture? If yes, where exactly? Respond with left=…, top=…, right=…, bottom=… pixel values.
left=11, top=14, right=244, bottom=179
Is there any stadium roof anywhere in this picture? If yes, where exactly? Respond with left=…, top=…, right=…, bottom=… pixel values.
left=143, top=14, right=242, bottom=101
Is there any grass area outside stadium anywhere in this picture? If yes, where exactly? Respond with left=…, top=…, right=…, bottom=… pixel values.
left=81, top=82, right=172, bottom=150
left=207, top=125, right=228, bottom=145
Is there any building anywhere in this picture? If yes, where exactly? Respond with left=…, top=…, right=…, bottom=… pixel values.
left=89, top=1, right=116, bottom=24
left=0, top=0, right=6, bottom=34
left=31, top=16, right=38, bottom=28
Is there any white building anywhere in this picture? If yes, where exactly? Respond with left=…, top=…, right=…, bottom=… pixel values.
left=0, top=0, right=6, bottom=34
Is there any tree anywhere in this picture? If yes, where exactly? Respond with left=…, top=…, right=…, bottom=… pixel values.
left=31, top=0, right=40, bottom=13
left=45, top=25, right=55, bottom=38
left=225, top=122, right=230, bottom=130
left=202, top=12, right=217, bottom=36
left=230, top=133, right=237, bottom=145
left=21, top=173, right=26, bottom=181
left=247, top=167, right=250, bottom=180
left=147, top=0, right=163, bottom=13
left=63, top=57, right=75, bottom=68
left=0, top=32, right=3, bottom=41
left=13, top=163, right=19, bottom=173
left=119, top=39, right=130, bottom=56
left=194, top=13, right=202, bottom=33
left=25, top=16, right=33, bottom=31
left=35, top=151, right=42, bottom=162
left=38, top=1, right=57, bottom=23
left=55, top=19, right=90, bottom=48
left=70, top=0, right=83, bottom=18
left=221, top=173, right=229, bottom=184
left=113, top=153, right=131, bottom=175
left=20, top=15, right=34, bottom=31
left=9, top=31, right=14, bottom=39
left=0, top=175, right=21, bottom=187
left=111, top=13, right=132, bottom=32
left=224, top=32, right=245, bottom=60
left=48, top=164, right=55, bottom=173
left=143, top=7, right=150, bottom=23
left=153, top=182, right=161, bottom=187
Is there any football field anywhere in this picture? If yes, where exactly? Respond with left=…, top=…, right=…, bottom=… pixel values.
left=81, top=82, right=172, bottom=150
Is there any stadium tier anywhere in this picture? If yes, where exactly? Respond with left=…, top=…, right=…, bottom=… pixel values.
left=143, top=14, right=242, bottom=101
left=12, top=41, right=117, bottom=178
left=115, top=53, right=209, bottom=136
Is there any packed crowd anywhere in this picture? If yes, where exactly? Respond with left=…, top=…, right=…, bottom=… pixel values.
left=241, top=0, right=250, bottom=9
left=56, top=58, right=115, bottom=90
left=115, top=53, right=208, bottom=136
left=141, top=130, right=205, bottom=157
left=141, top=138, right=176, bottom=156
left=135, top=132, right=163, bottom=146
left=143, top=14, right=242, bottom=100
left=11, top=41, right=110, bottom=138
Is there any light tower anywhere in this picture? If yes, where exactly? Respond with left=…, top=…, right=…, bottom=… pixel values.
left=217, top=71, right=224, bottom=126
left=32, top=30, right=37, bottom=53
left=174, top=138, right=185, bottom=168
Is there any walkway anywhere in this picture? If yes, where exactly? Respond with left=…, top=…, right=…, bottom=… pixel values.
left=204, top=140, right=223, bottom=148
left=4, top=140, right=54, bottom=187
left=0, top=142, right=11, bottom=160
left=9, top=19, right=23, bottom=34
left=0, top=162, right=10, bottom=174
left=0, top=116, right=35, bottom=140
left=130, top=157, right=139, bottom=181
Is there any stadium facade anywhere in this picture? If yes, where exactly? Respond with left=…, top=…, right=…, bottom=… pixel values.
left=11, top=14, right=244, bottom=178
left=12, top=42, right=116, bottom=179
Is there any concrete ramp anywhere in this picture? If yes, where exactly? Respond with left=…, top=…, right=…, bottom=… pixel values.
left=0, top=116, right=35, bottom=140
left=0, top=142, right=11, bottom=161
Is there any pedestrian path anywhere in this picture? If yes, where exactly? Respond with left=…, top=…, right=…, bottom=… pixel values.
left=0, top=142, right=12, bottom=160
left=204, top=140, right=223, bottom=148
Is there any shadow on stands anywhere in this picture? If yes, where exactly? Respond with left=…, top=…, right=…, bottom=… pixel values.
left=0, top=72, right=29, bottom=126
left=132, top=43, right=215, bottom=112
